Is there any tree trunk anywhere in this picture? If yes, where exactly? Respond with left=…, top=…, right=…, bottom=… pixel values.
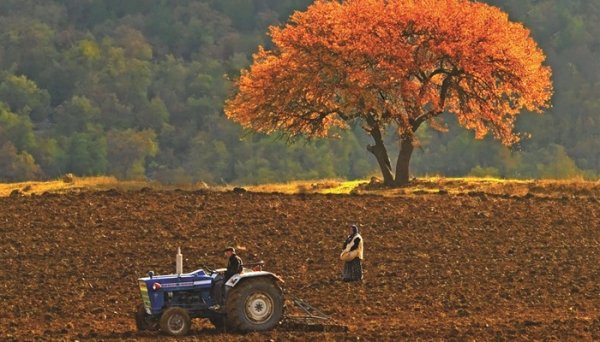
left=367, top=143, right=394, bottom=186
left=394, top=136, right=414, bottom=186
left=366, top=122, right=394, bottom=186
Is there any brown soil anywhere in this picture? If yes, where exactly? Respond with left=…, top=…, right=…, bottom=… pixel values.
left=1, top=190, right=599, bottom=341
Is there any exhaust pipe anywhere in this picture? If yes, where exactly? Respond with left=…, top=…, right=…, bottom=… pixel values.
left=176, top=247, right=183, bottom=275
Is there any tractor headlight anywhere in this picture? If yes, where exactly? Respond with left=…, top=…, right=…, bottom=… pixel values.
left=152, top=282, right=162, bottom=291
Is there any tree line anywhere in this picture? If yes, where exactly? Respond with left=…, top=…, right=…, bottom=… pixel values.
left=0, top=0, right=597, bottom=183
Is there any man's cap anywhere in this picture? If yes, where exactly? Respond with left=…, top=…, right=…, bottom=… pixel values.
left=224, top=246, right=235, bottom=253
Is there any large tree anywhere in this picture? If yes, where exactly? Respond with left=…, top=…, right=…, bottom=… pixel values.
left=225, top=0, right=553, bottom=186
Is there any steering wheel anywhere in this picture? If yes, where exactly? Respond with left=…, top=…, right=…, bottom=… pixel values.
left=202, top=264, right=214, bottom=273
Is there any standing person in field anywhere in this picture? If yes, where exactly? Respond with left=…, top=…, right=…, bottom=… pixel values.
left=340, top=224, right=363, bottom=281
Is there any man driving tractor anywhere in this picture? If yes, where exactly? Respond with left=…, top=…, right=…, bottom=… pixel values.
left=223, top=247, right=243, bottom=282
left=210, top=247, right=243, bottom=310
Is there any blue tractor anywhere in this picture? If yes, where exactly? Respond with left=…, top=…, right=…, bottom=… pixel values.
left=135, top=250, right=284, bottom=336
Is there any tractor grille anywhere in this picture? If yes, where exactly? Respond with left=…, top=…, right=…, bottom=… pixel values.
left=139, top=281, right=151, bottom=310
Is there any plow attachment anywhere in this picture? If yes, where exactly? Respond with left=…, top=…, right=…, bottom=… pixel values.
left=280, top=294, right=348, bottom=333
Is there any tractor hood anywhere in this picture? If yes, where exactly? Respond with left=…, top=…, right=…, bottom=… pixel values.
left=139, top=268, right=214, bottom=281
left=138, top=268, right=216, bottom=289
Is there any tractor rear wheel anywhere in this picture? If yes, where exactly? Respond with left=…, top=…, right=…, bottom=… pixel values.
left=159, top=307, right=191, bottom=337
left=135, top=304, right=159, bottom=331
left=224, top=277, right=283, bottom=332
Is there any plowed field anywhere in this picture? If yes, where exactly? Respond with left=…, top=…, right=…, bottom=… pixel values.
left=1, top=190, right=599, bottom=341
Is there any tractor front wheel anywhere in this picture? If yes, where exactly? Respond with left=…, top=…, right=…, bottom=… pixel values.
left=135, top=304, right=159, bottom=331
left=224, top=277, right=283, bottom=332
left=159, top=307, right=191, bottom=337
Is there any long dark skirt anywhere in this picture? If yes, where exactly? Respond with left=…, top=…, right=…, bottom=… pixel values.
left=342, top=257, right=363, bottom=281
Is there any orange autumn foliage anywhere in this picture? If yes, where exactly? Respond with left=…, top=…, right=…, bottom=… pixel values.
left=225, top=0, right=553, bottom=186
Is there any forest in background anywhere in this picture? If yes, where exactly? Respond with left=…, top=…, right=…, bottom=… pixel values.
left=0, top=0, right=597, bottom=184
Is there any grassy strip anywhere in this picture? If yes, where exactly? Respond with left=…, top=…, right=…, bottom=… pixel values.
left=1, top=176, right=598, bottom=198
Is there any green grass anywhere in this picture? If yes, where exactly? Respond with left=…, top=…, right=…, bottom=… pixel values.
left=245, top=177, right=599, bottom=198
left=1, top=176, right=598, bottom=198
left=0, top=176, right=205, bottom=197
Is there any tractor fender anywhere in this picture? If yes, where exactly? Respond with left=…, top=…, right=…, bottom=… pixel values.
left=225, top=271, right=284, bottom=288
